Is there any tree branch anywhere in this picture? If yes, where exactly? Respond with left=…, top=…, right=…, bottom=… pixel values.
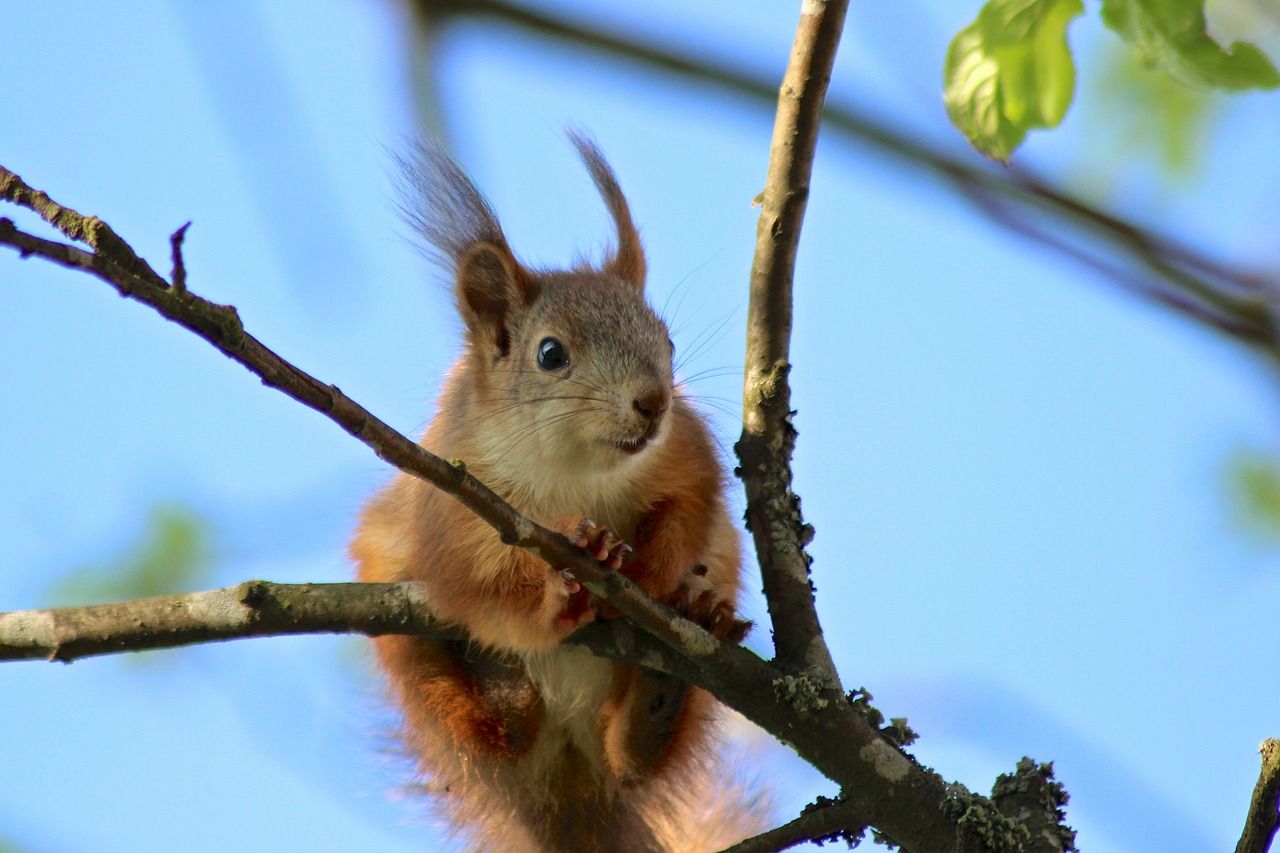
left=0, top=579, right=719, bottom=678
left=411, top=0, right=1280, bottom=358
left=0, top=177, right=711, bottom=665
left=718, top=795, right=866, bottom=853
left=1237, top=739, right=1280, bottom=853
left=990, top=758, right=1077, bottom=853
left=0, top=198, right=1078, bottom=851
left=736, top=0, right=845, bottom=677
left=0, top=3, right=1080, bottom=832
left=0, top=581, right=451, bottom=662
left=952, top=172, right=1278, bottom=355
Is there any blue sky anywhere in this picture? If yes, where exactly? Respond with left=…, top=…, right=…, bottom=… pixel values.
left=3, top=1, right=1279, bottom=851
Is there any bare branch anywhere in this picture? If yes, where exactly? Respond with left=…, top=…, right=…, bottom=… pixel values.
left=169, top=220, right=191, bottom=293
left=953, top=173, right=1278, bottom=354
left=1237, top=739, right=1280, bottom=853
left=990, top=758, right=1077, bottom=853
left=0, top=581, right=450, bottom=662
left=0, top=205, right=1063, bottom=849
left=6, top=183, right=961, bottom=844
left=0, top=170, right=713, bottom=664
left=0, top=570, right=972, bottom=849
left=736, top=0, right=846, bottom=676
left=718, top=796, right=866, bottom=853
left=0, top=579, right=715, bottom=677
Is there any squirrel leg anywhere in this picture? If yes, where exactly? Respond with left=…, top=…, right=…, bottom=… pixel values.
left=376, top=634, right=544, bottom=761
left=599, top=568, right=751, bottom=783
left=549, top=515, right=631, bottom=631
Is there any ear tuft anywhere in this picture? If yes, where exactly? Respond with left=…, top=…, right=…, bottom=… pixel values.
left=567, top=131, right=647, bottom=292
left=457, top=241, right=534, bottom=357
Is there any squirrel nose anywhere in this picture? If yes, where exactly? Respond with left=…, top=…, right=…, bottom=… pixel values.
left=632, top=390, right=668, bottom=423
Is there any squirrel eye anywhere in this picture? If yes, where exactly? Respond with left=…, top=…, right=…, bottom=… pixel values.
left=537, top=337, right=570, bottom=371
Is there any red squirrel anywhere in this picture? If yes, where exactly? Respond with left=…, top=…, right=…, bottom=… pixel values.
left=350, top=134, right=753, bottom=852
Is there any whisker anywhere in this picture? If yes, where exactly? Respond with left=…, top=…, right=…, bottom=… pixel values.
left=483, top=407, right=609, bottom=470
left=678, top=366, right=744, bottom=385
left=674, top=303, right=743, bottom=376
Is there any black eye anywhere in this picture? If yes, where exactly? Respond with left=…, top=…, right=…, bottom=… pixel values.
left=537, top=337, right=569, bottom=371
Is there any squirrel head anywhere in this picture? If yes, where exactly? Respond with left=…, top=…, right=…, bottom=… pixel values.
left=401, top=133, right=675, bottom=485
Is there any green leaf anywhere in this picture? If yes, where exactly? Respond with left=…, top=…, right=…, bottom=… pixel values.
left=1228, top=452, right=1280, bottom=544
left=945, top=0, right=1085, bottom=163
left=1101, top=0, right=1280, bottom=90
left=48, top=504, right=216, bottom=606
left=1090, top=42, right=1221, bottom=178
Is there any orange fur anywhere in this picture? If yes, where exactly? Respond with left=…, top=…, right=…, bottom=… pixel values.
left=351, top=137, right=752, bottom=851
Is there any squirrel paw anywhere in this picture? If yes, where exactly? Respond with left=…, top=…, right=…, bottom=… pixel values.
left=550, top=566, right=596, bottom=635
left=558, top=516, right=632, bottom=569
left=666, top=566, right=751, bottom=643
left=547, top=516, right=629, bottom=636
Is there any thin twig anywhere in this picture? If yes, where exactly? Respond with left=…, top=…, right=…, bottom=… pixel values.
left=170, top=220, right=192, bottom=293
left=954, top=177, right=1277, bottom=350
left=717, top=796, right=866, bottom=853
left=1237, top=739, right=1280, bottom=853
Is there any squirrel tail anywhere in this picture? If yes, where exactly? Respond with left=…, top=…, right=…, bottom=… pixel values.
left=420, top=712, right=776, bottom=853
left=649, top=756, right=775, bottom=852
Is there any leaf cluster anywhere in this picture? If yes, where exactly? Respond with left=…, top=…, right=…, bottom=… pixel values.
left=946, top=0, right=1278, bottom=161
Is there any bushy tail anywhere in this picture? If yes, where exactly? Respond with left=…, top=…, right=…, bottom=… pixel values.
left=649, top=749, right=775, bottom=852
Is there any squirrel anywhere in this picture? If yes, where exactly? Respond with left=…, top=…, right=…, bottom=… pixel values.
left=349, top=133, right=755, bottom=853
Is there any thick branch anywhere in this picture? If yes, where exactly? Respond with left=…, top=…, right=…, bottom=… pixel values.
left=0, top=581, right=450, bottom=662
left=0, top=210, right=1079, bottom=853
left=1237, top=739, right=1280, bottom=853
left=990, top=758, right=1077, bottom=853
left=0, top=580, right=717, bottom=675
left=736, top=0, right=845, bottom=676
left=0, top=576, right=970, bottom=850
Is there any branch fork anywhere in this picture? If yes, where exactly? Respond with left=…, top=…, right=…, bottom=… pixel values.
left=0, top=1, right=1093, bottom=849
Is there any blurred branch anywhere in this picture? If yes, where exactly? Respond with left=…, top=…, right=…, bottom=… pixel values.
left=1236, top=738, right=1280, bottom=853
left=956, top=175, right=1277, bottom=348
left=410, top=0, right=1280, bottom=357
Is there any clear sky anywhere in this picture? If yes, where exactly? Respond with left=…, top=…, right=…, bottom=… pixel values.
left=2, top=1, right=1279, bottom=851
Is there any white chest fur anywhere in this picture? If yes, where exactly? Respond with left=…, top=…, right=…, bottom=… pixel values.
left=520, top=644, right=616, bottom=777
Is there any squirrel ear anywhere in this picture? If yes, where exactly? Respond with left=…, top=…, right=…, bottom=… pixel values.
left=456, top=241, right=535, bottom=357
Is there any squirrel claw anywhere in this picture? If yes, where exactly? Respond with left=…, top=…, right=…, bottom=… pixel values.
left=557, top=515, right=631, bottom=569
left=666, top=572, right=751, bottom=643
left=553, top=571, right=595, bottom=634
